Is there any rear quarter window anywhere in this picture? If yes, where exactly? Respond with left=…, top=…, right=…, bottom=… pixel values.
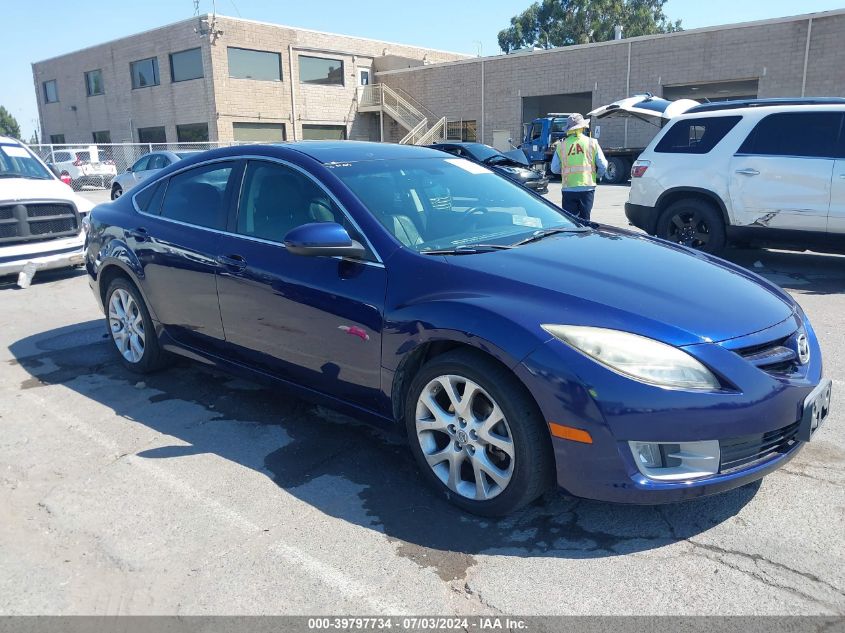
left=654, top=116, right=742, bottom=154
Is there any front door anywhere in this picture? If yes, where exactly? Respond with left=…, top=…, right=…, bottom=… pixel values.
left=728, top=111, right=842, bottom=232
left=215, top=159, right=386, bottom=408
left=133, top=159, right=242, bottom=352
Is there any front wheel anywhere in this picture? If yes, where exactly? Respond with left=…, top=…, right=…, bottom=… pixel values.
left=111, top=184, right=123, bottom=200
left=656, top=198, right=726, bottom=253
left=105, top=278, right=166, bottom=373
left=405, top=349, right=553, bottom=516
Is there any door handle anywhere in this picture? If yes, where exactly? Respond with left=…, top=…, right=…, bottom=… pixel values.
left=126, top=227, right=148, bottom=241
left=216, top=254, right=247, bottom=271
left=735, top=168, right=760, bottom=176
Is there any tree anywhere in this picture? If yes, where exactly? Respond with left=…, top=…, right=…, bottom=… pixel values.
left=0, top=106, right=21, bottom=139
left=498, top=0, right=682, bottom=53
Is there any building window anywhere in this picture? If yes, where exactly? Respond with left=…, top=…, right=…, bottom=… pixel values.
left=227, top=47, right=282, bottom=81
left=138, top=126, right=166, bottom=144
left=49, top=134, right=65, bottom=144
left=299, top=55, right=344, bottom=86
left=176, top=123, right=209, bottom=142
left=232, top=122, right=286, bottom=142
left=85, top=69, right=104, bottom=96
left=170, top=48, right=204, bottom=83
left=131, top=57, right=160, bottom=89
left=301, top=124, right=347, bottom=140
left=92, top=131, right=111, bottom=143
left=43, top=80, right=59, bottom=103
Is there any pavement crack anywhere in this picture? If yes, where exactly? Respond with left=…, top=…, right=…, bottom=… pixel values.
left=689, top=540, right=845, bottom=609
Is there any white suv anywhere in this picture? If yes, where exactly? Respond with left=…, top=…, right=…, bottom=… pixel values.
left=626, top=99, right=845, bottom=253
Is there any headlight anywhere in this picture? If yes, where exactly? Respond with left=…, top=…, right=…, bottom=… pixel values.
left=542, top=325, right=720, bottom=390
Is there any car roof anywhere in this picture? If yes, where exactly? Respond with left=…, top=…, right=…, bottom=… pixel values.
left=0, top=136, right=22, bottom=145
left=675, top=102, right=845, bottom=120
left=687, top=97, right=845, bottom=114
left=284, top=141, right=446, bottom=163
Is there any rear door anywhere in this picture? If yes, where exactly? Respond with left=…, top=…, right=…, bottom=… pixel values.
left=728, top=111, right=842, bottom=232
left=131, top=159, right=243, bottom=352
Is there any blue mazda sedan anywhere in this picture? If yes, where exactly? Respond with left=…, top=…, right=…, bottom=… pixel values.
left=85, top=142, right=831, bottom=516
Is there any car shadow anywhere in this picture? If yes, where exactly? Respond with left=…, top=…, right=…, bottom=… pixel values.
left=9, top=320, right=760, bottom=579
left=720, top=247, right=845, bottom=296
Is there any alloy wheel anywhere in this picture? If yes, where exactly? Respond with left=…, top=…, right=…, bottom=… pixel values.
left=108, top=288, right=145, bottom=363
left=415, top=375, right=515, bottom=501
left=667, top=210, right=711, bottom=248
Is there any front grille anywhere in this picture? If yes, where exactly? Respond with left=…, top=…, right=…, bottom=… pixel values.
left=0, top=202, right=79, bottom=244
left=29, top=218, right=77, bottom=235
left=719, top=421, right=800, bottom=473
left=26, top=204, right=74, bottom=218
left=735, top=335, right=799, bottom=376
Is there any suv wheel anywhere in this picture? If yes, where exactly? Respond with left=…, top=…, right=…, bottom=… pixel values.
left=657, top=198, right=726, bottom=253
left=405, top=349, right=553, bottom=516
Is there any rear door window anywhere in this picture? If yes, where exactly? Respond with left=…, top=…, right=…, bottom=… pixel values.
left=159, top=161, right=237, bottom=229
left=654, top=116, right=742, bottom=154
left=737, top=112, right=844, bottom=158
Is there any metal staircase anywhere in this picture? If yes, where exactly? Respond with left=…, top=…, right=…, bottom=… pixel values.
left=357, top=84, right=447, bottom=144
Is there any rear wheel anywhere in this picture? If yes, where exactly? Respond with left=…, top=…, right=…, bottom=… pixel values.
left=405, top=349, right=553, bottom=516
left=604, top=156, right=629, bottom=184
left=656, top=198, right=726, bottom=253
left=105, top=278, right=166, bottom=373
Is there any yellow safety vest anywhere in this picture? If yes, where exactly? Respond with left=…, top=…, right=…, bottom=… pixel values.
left=557, top=132, right=597, bottom=188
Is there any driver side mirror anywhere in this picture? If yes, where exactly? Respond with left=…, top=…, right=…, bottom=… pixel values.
left=284, top=222, right=366, bottom=259
left=126, top=166, right=133, bottom=172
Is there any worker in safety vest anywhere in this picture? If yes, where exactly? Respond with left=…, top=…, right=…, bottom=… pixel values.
left=551, top=113, right=607, bottom=221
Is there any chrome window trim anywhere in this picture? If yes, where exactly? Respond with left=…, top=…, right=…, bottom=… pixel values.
left=733, top=153, right=841, bottom=161
left=131, top=154, right=384, bottom=266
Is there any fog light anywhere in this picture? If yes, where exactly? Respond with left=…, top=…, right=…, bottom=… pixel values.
left=628, top=440, right=720, bottom=481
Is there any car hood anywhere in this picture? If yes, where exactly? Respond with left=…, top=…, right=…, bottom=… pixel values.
left=446, top=228, right=794, bottom=346
left=0, top=178, right=94, bottom=213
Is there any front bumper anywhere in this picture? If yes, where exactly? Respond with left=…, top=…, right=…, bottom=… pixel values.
left=625, top=202, right=659, bottom=234
left=0, top=235, right=85, bottom=276
left=516, top=315, right=825, bottom=503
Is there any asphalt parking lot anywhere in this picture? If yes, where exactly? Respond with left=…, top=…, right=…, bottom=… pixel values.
left=1, top=184, right=844, bottom=615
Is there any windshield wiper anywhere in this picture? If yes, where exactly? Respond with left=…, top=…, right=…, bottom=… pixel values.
left=512, top=226, right=587, bottom=246
left=421, top=244, right=514, bottom=255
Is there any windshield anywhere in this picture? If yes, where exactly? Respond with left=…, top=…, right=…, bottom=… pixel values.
left=463, top=144, right=500, bottom=162
left=0, top=144, right=53, bottom=180
left=330, top=157, right=578, bottom=252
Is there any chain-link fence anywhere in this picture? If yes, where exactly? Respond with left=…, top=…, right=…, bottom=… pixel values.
left=28, top=142, right=246, bottom=192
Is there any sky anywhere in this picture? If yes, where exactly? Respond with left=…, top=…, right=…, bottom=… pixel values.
left=2, top=0, right=843, bottom=140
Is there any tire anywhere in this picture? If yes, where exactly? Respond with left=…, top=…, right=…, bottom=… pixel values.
left=111, top=184, right=123, bottom=200
left=656, top=197, right=726, bottom=254
left=404, top=349, right=554, bottom=516
left=105, top=278, right=166, bottom=373
left=604, top=156, right=629, bottom=184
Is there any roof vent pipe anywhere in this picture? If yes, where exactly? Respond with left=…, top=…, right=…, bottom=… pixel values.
left=614, top=25, right=623, bottom=40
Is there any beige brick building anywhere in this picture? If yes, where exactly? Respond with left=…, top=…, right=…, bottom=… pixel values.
left=31, top=15, right=468, bottom=145
left=378, top=9, right=845, bottom=151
